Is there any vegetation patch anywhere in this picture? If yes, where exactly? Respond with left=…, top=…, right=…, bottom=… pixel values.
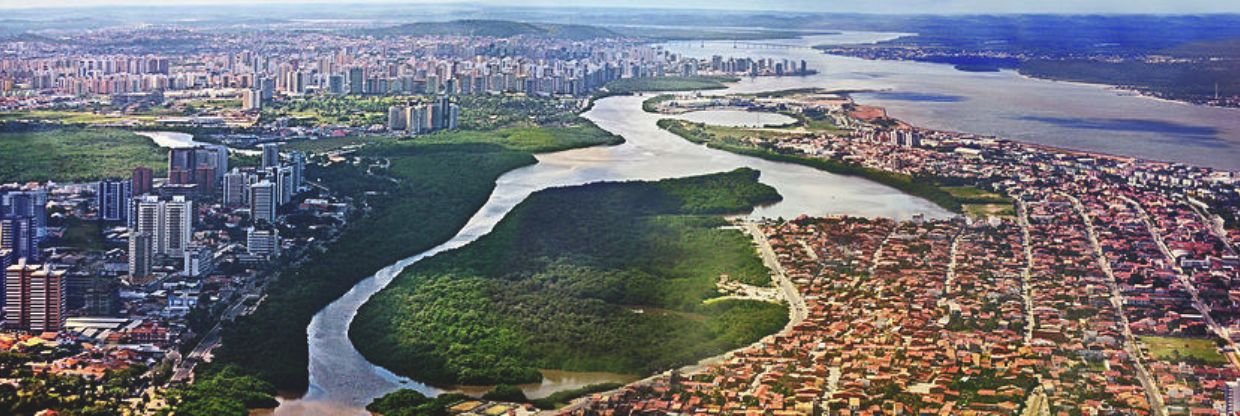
left=0, top=126, right=166, bottom=182
left=351, top=168, right=788, bottom=386
left=657, top=118, right=964, bottom=213
left=1139, top=336, right=1227, bottom=365
left=603, top=76, right=739, bottom=95
left=210, top=118, right=622, bottom=395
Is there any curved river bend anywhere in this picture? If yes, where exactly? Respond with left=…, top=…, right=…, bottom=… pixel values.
left=275, top=31, right=1240, bottom=415
left=272, top=92, right=950, bottom=415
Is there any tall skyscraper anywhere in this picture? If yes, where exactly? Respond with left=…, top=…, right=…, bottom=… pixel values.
left=250, top=181, right=277, bottom=224
left=4, top=259, right=65, bottom=332
left=169, top=146, right=226, bottom=186
left=387, top=105, right=407, bottom=131
left=128, top=231, right=152, bottom=278
left=97, top=179, right=132, bottom=222
left=348, top=67, right=364, bottom=95
left=242, top=88, right=262, bottom=110
left=0, top=216, right=36, bottom=262
left=133, top=196, right=193, bottom=257
left=168, top=148, right=197, bottom=185
left=288, top=151, right=306, bottom=190
left=132, top=167, right=154, bottom=196
left=2, top=188, right=47, bottom=242
left=261, top=144, right=281, bottom=170
left=199, top=145, right=229, bottom=183
left=328, top=74, right=345, bottom=95
left=223, top=169, right=251, bottom=207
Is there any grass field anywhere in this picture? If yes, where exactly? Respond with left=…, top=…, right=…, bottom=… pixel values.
left=1139, top=336, right=1227, bottom=365
left=964, top=203, right=1016, bottom=219
left=942, top=186, right=1010, bottom=204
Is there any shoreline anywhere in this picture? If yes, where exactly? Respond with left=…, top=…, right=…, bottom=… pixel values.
left=657, top=86, right=1232, bottom=175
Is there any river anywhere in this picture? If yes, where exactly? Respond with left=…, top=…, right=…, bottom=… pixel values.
left=274, top=31, right=1240, bottom=415
left=134, top=130, right=262, bottom=156
left=663, top=32, right=1240, bottom=170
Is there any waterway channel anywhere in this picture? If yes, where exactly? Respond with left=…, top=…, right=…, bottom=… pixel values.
left=273, top=31, right=1240, bottom=415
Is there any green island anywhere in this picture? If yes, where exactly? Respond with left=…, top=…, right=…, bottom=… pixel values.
left=0, top=127, right=166, bottom=182
left=655, top=118, right=966, bottom=213
left=602, top=76, right=740, bottom=95
left=178, top=116, right=622, bottom=414
left=350, top=168, right=788, bottom=387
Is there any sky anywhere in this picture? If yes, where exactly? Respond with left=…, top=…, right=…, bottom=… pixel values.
left=0, top=0, right=1237, bottom=13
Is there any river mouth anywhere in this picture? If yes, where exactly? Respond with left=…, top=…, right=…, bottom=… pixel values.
left=274, top=28, right=1240, bottom=415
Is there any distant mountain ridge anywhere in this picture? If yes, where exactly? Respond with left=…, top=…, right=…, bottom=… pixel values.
left=355, top=19, right=621, bottom=40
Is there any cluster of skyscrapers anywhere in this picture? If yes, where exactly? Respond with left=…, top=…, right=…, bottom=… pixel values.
left=387, top=96, right=460, bottom=134
left=1, top=186, right=53, bottom=332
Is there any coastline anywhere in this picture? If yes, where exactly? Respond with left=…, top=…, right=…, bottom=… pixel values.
left=652, top=87, right=1232, bottom=175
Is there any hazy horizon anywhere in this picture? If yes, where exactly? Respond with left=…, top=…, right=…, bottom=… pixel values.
left=0, top=0, right=1238, bottom=14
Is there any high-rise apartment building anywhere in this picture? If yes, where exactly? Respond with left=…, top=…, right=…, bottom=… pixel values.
left=97, top=179, right=132, bottom=222
left=0, top=216, right=36, bottom=262
left=223, top=169, right=251, bottom=207
left=261, top=144, right=281, bottom=170
left=288, top=151, right=306, bottom=190
left=4, top=259, right=65, bottom=332
left=272, top=166, right=295, bottom=205
left=132, top=166, right=154, bottom=196
left=128, top=231, right=153, bottom=278
left=133, top=195, right=193, bottom=257
left=250, top=181, right=277, bottom=224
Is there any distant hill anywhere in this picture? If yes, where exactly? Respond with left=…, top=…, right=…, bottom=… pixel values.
left=356, top=19, right=620, bottom=40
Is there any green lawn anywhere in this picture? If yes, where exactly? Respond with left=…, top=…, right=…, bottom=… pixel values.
left=0, top=128, right=167, bottom=182
left=1139, top=336, right=1227, bottom=365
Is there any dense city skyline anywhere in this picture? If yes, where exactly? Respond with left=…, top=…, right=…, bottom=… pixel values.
left=2, top=4, right=1240, bottom=416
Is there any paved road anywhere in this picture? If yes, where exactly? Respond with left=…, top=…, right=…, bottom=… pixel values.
left=1122, top=195, right=1240, bottom=370
left=170, top=285, right=257, bottom=383
left=1066, top=194, right=1167, bottom=416
left=1015, top=199, right=1037, bottom=344
left=743, top=221, right=809, bottom=326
